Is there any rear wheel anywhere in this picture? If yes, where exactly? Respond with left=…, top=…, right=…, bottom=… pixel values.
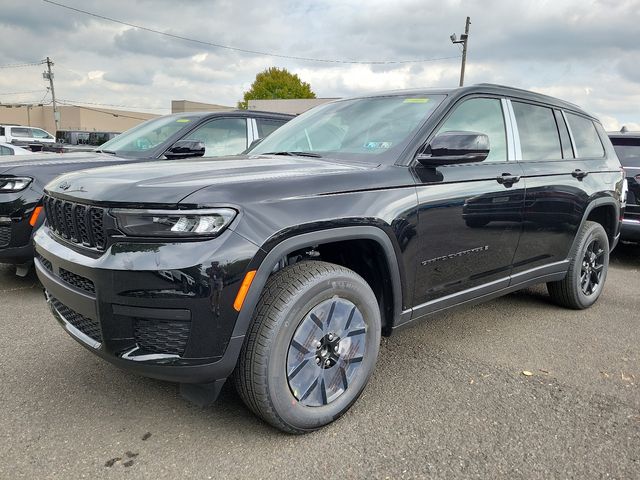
left=233, top=261, right=381, bottom=433
left=547, top=221, right=609, bottom=309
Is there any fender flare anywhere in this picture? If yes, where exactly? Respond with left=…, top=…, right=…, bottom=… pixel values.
left=230, top=226, right=404, bottom=339
left=568, top=197, right=620, bottom=255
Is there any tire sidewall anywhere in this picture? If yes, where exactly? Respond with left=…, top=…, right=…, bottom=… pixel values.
left=574, top=223, right=609, bottom=308
left=265, top=270, right=381, bottom=432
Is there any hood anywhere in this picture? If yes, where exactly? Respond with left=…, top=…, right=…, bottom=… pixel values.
left=44, top=155, right=378, bottom=206
left=0, top=151, right=124, bottom=175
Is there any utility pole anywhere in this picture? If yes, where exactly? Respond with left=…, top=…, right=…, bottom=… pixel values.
left=450, top=17, right=471, bottom=86
left=43, top=57, right=59, bottom=132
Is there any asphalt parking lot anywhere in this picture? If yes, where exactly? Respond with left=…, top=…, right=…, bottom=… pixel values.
left=1, top=245, right=638, bottom=479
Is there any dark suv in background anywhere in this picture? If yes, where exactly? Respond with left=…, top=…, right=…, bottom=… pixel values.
left=34, top=84, right=624, bottom=433
left=0, top=110, right=292, bottom=274
left=609, top=128, right=640, bottom=242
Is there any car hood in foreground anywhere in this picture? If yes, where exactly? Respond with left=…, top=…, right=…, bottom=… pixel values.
left=44, top=155, right=380, bottom=206
left=0, top=151, right=122, bottom=175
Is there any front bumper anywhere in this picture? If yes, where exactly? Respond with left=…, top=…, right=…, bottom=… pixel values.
left=0, top=190, right=41, bottom=265
left=34, top=226, right=260, bottom=384
left=621, top=217, right=640, bottom=242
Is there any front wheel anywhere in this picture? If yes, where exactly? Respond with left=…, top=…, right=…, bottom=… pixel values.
left=547, top=221, right=609, bottom=309
left=233, top=261, right=381, bottom=433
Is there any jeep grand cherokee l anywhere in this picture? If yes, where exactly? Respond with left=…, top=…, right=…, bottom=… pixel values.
left=0, top=110, right=291, bottom=274
left=34, top=84, right=624, bottom=433
left=608, top=128, right=640, bottom=242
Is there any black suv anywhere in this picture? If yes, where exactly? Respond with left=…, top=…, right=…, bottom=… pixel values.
left=0, top=110, right=291, bottom=274
left=34, top=85, right=624, bottom=433
left=608, top=128, right=640, bottom=241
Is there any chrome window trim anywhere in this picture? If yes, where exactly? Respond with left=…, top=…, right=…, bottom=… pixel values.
left=504, top=99, right=522, bottom=160
left=561, top=110, right=579, bottom=158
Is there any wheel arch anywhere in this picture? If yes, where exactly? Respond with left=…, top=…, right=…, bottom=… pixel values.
left=569, top=197, right=620, bottom=255
left=231, top=226, right=405, bottom=339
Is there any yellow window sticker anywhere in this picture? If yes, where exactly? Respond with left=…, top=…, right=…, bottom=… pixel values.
left=176, top=119, right=191, bottom=123
left=403, top=98, right=429, bottom=103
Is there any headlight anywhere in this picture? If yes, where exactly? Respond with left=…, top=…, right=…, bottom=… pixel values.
left=0, top=177, right=32, bottom=192
left=111, top=208, right=237, bottom=238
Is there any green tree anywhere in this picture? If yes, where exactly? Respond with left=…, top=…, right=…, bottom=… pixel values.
left=238, top=67, right=316, bottom=109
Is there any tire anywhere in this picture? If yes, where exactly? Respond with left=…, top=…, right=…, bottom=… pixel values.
left=547, top=221, right=609, bottom=309
left=233, top=260, right=381, bottom=434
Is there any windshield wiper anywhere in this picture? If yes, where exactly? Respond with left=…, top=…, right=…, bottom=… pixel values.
left=264, top=151, right=322, bottom=158
left=95, top=149, right=117, bottom=155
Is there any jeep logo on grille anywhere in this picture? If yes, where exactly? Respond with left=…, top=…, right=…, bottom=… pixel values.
left=58, top=181, right=72, bottom=191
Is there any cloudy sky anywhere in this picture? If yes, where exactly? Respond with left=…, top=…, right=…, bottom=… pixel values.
left=1, top=0, right=639, bottom=129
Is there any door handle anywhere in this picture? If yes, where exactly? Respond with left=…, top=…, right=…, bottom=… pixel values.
left=572, top=169, right=589, bottom=180
left=496, top=173, right=521, bottom=186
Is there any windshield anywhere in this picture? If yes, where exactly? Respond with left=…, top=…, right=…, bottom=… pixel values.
left=97, top=115, right=201, bottom=157
left=612, top=140, right=640, bottom=168
left=249, top=94, right=445, bottom=162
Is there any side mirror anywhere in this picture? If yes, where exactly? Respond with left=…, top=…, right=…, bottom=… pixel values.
left=417, top=131, right=490, bottom=167
left=165, top=140, right=206, bottom=159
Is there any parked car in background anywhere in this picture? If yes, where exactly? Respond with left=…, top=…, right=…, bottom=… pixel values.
left=0, top=110, right=292, bottom=274
left=0, top=143, right=36, bottom=156
left=0, top=125, right=56, bottom=150
left=34, top=84, right=624, bottom=433
left=48, top=130, right=120, bottom=153
left=609, top=128, right=640, bottom=242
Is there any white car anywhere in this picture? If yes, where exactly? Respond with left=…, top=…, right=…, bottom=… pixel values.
left=0, top=142, right=36, bottom=156
left=0, top=125, right=56, bottom=146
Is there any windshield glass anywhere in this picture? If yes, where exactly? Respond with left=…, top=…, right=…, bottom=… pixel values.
left=612, top=141, right=640, bottom=168
left=249, top=94, right=445, bottom=161
left=97, top=115, right=200, bottom=157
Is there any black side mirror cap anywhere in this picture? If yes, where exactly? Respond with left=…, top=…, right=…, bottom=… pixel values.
left=417, top=131, right=490, bottom=167
left=165, top=140, right=206, bottom=159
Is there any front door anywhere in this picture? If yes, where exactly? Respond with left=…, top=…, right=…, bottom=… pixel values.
left=411, top=96, right=525, bottom=314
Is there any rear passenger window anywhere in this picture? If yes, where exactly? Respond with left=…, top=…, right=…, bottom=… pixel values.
left=256, top=118, right=287, bottom=138
left=511, top=102, right=562, bottom=160
left=565, top=113, right=604, bottom=158
left=437, top=98, right=507, bottom=162
left=11, top=128, right=31, bottom=138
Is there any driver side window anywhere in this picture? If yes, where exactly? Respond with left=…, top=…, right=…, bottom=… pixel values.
left=436, top=98, right=507, bottom=162
left=182, top=118, right=247, bottom=157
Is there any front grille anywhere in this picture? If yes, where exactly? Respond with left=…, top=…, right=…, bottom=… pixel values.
left=134, top=319, right=190, bottom=356
left=50, top=297, right=102, bottom=343
left=37, top=254, right=53, bottom=272
left=44, top=195, right=107, bottom=250
left=0, top=225, right=10, bottom=247
left=59, top=268, right=96, bottom=294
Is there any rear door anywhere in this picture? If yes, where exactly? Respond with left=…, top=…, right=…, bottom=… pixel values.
left=509, top=100, right=612, bottom=279
left=411, top=96, right=525, bottom=313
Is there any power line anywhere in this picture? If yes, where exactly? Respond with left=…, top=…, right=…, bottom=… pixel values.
left=56, top=100, right=152, bottom=120
left=58, top=98, right=168, bottom=110
left=43, top=0, right=461, bottom=65
left=0, top=60, right=46, bottom=69
left=0, top=89, right=47, bottom=96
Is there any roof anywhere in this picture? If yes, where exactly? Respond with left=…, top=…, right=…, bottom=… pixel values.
left=162, top=110, right=294, bottom=120
left=343, top=83, right=595, bottom=120
left=608, top=126, right=640, bottom=138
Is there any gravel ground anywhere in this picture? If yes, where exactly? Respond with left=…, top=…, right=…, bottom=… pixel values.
left=0, top=244, right=638, bottom=479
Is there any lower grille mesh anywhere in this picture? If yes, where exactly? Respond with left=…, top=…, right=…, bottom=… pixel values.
left=0, top=225, right=10, bottom=247
left=50, top=297, right=102, bottom=343
left=134, top=319, right=190, bottom=356
left=59, top=268, right=96, bottom=294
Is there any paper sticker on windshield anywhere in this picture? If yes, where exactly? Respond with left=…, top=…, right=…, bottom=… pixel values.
left=176, top=119, right=191, bottom=123
left=364, top=141, right=392, bottom=150
left=403, top=98, right=429, bottom=103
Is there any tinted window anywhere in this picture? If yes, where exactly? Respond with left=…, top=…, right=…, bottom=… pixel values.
left=182, top=118, right=247, bottom=157
left=11, top=127, right=31, bottom=138
left=437, top=98, right=507, bottom=162
left=256, top=118, right=287, bottom=138
left=565, top=113, right=604, bottom=158
left=511, top=102, right=562, bottom=160
left=611, top=138, right=640, bottom=168
left=32, top=128, right=52, bottom=139
left=0, top=145, right=12, bottom=155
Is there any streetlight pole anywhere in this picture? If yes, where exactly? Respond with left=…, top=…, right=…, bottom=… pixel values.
left=43, top=57, right=59, bottom=132
left=450, top=17, right=471, bottom=87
